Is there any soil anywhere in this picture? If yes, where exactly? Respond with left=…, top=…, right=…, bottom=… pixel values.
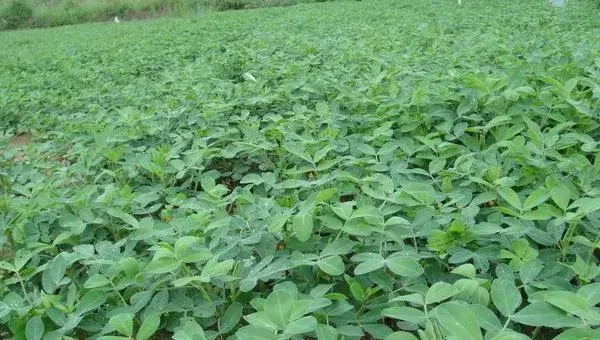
left=5, top=134, right=32, bottom=163
left=8, top=134, right=31, bottom=147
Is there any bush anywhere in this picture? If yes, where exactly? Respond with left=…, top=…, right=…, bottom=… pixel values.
left=201, top=0, right=247, bottom=11
left=0, top=1, right=33, bottom=30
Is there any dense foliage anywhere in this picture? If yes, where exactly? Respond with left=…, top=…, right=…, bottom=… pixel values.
left=0, top=0, right=33, bottom=30
left=1, top=0, right=600, bottom=339
left=0, top=0, right=331, bottom=30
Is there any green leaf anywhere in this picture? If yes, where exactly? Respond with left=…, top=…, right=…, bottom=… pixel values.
left=264, top=290, right=293, bottom=329
left=145, top=257, right=180, bottom=274
left=313, top=146, right=333, bottom=163
left=519, top=260, right=543, bottom=284
left=106, top=208, right=140, bottom=229
left=451, top=263, right=476, bottom=278
left=497, top=186, right=521, bottom=211
left=331, top=202, right=354, bottom=220
left=174, top=236, right=200, bottom=256
left=200, top=176, right=216, bottom=192
left=378, top=141, right=402, bottom=156
left=321, top=239, right=355, bottom=257
left=389, top=293, right=425, bottom=306
left=0, top=301, right=9, bottom=318
left=403, top=182, right=436, bottom=205
left=240, top=173, right=264, bottom=185
left=242, top=72, right=256, bottom=82
left=381, top=307, right=426, bottom=324
left=350, top=205, right=384, bottom=225
left=137, top=314, right=161, bottom=340
left=553, top=328, right=600, bottom=340
left=384, top=332, right=419, bottom=340
left=284, top=144, right=313, bottom=164
left=109, top=313, right=133, bottom=337
left=429, top=158, right=446, bottom=174
left=76, top=290, right=106, bottom=315
left=316, top=188, right=337, bottom=203
left=244, top=311, right=279, bottom=330
left=488, top=329, right=531, bottom=340
left=435, top=302, right=482, bottom=340
left=83, top=274, right=111, bottom=289
left=386, top=255, right=424, bottom=277
left=570, top=197, right=600, bottom=215
left=25, top=316, right=44, bottom=340
left=273, top=281, right=297, bottom=301
left=317, top=256, right=345, bottom=276
left=491, top=279, right=522, bottom=317
left=345, top=275, right=366, bottom=301
left=316, top=324, right=338, bottom=340
left=354, top=253, right=385, bottom=275
left=425, top=282, right=458, bottom=305
left=236, top=326, right=278, bottom=340
left=364, top=324, right=393, bottom=339
left=268, top=215, right=289, bottom=233
left=550, top=184, right=570, bottom=210
left=173, top=320, right=208, bottom=340
left=49, top=255, right=66, bottom=285
left=0, top=261, right=15, bottom=272
left=362, top=183, right=388, bottom=200
left=470, top=304, right=502, bottom=332
left=282, top=316, right=317, bottom=337
left=220, top=302, right=243, bottom=334
left=522, top=207, right=557, bottom=220
left=280, top=179, right=308, bottom=189
left=40, top=331, right=62, bottom=340
left=473, top=287, right=491, bottom=306
left=578, top=283, right=600, bottom=306
left=545, top=291, right=600, bottom=321
left=200, top=258, right=234, bottom=282
left=318, top=215, right=343, bottom=231
left=175, top=243, right=214, bottom=263
left=293, top=212, right=313, bottom=242
left=512, top=302, right=584, bottom=328
left=523, top=187, right=549, bottom=211
left=357, top=143, right=377, bottom=156
left=310, top=284, right=334, bottom=298
left=172, top=276, right=202, bottom=287
left=60, top=214, right=86, bottom=235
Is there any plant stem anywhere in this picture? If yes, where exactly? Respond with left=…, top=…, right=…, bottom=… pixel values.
left=111, top=281, right=128, bottom=306
left=561, top=219, right=579, bottom=260
left=16, top=272, right=33, bottom=305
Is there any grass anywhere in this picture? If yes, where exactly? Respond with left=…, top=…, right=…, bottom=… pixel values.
left=0, top=0, right=196, bottom=29
left=0, top=0, right=321, bottom=29
left=1, top=0, right=600, bottom=339
left=31, top=0, right=199, bottom=25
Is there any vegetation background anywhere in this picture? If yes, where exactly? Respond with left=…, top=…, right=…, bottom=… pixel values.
left=0, top=0, right=332, bottom=30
